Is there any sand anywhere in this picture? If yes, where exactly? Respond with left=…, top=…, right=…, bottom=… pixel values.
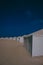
left=0, top=39, right=43, bottom=65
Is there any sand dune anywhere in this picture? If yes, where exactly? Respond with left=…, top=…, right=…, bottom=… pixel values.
left=0, top=39, right=43, bottom=65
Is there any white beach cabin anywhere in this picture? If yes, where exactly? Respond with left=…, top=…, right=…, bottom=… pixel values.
left=17, top=29, right=43, bottom=57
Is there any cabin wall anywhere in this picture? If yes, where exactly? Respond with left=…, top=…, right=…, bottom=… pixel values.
left=19, top=37, right=24, bottom=43
left=32, top=35, right=43, bottom=56
left=17, top=37, right=24, bottom=45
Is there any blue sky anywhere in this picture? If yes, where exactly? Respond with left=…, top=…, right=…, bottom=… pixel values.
left=0, top=0, right=43, bottom=37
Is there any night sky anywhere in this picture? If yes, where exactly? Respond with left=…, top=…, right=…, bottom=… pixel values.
left=0, top=0, right=43, bottom=37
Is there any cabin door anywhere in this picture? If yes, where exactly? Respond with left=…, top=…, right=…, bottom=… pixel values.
left=28, top=36, right=32, bottom=55
left=24, top=36, right=32, bottom=55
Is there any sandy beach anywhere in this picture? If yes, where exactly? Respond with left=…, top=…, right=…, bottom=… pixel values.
left=0, top=39, right=43, bottom=65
